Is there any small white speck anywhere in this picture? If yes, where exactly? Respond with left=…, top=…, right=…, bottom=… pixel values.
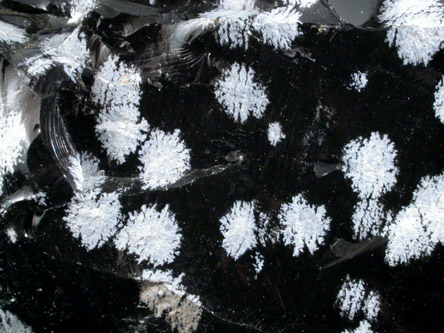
left=349, top=71, right=368, bottom=92
left=5, top=228, right=17, bottom=243
left=267, top=122, right=286, bottom=146
left=253, top=253, right=264, bottom=278
left=433, top=76, right=444, bottom=123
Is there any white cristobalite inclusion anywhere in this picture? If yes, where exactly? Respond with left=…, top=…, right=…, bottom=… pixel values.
left=433, top=76, right=444, bottom=123
left=0, top=65, right=40, bottom=196
left=352, top=199, right=388, bottom=240
left=69, top=0, right=96, bottom=24
left=140, top=269, right=202, bottom=332
left=138, top=129, right=191, bottom=190
left=286, top=0, right=318, bottom=8
left=201, top=0, right=303, bottom=50
left=0, top=20, right=28, bottom=44
left=342, top=132, right=398, bottom=199
left=336, top=276, right=381, bottom=322
left=379, top=0, right=444, bottom=66
left=363, top=291, right=381, bottom=322
left=342, top=132, right=398, bottom=240
left=343, top=320, right=373, bottom=333
left=337, top=276, right=366, bottom=320
left=63, top=154, right=122, bottom=250
left=115, top=204, right=181, bottom=266
left=279, top=194, right=330, bottom=256
left=92, top=55, right=148, bottom=164
left=349, top=71, right=368, bottom=92
left=215, top=63, right=269, bottom=123
left=267, top=121, right=286, bottom=146
left=253, top=6, right=302, bottom=50
left=220, top=201, right=257, bottom=260
left=0, top=308, right=32, bottom=333
left=24, top=28, right=89, bottom=81
left=386, top=173, right=444, bottom=265
left=201, top=0, right=257, bottom=49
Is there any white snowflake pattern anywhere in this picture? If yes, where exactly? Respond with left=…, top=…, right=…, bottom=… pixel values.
left=363, top=291, right=381, bottom=322
left=69, top=0, right=96, bottom=24
left=220, top=201, right=257, bottom=260
left=386, top=173, right=444, bottom=265
left=342, top=132, right=398, bottom=200
left=0, top=21, right=28, bottom=45
left=138, top=129, right=191, bottom=190
left=343, top=320, right=374, bottom=333
left=24, top=28, right=89, bottom=81
left=252, top=6, right=302, bottom=50
left=349, top=71, right=368, bottom=92
left=279, top=194, right=330, bottom=256
left=433, top=76, right=444, bottom=123
left=253, top=253, right=264, bottom=277
left=215, top=63, right=269, bottom=123
left=267, top=121, right=286, bottom=146
left=63, top=154, right=122, bottom=250
left=352, top=199, right=389, bottom=240
left=114, top=204, right=181, bottom=266
left=286, top=0, right=318, bottom=8
left=337, top=276, right=381, bottom=324
left=0, top=65, right=40, bottom=196
left=379, top=0, right=444, bottom=66
left=0, top=308, right=32, bottom=333
left=92, top=55, right=148, bottom=164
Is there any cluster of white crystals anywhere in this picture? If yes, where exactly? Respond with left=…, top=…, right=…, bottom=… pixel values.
left=215, top=63, right=269, bottom=123
left=0, top=78, right=25, bottom=196
left=0, top=20, right=28, bottom=45
left=140, top=269, right=202, bottom=333
left=386, top=173, right=444, bottom=265
left=337, top=276, right=381, bottom=322
left=92, top=55, right=148, bottom=164
left=433, top=76, right=444, bottom=123
left=252, top=7, right=302, bottom=50
left=352, top=199, right=389, bottom=241
left=142, top=269, right=185, bottom=291
left=0, top=308, right=32, bottom=333
left=219, top=0, right=256, bottom=10
left=0, top=65, right=40, bottom=196
left=220, top=201, right=257, bottom=260
left=342, top=133, right=398, bottom=240
left=288, top=0, right=318, bottom=8
left=343, top=320, right=373, bottom=333
left=201, top=0, right=303, bottom=51
left=138, top=129, right=191, bottom=190
left=114, top=204, right=181, bottom=266
left=363, top=291, right=381, bottom=322
left=24, top=28, right=89, bottom=81
left=253, top=253, right=264, bottom=277
left=279, top=194, right=330, bottom=256
left=200, top=0, right=257, bottom=49
left=69, top=0, right=96, bottom=24
left=349, top=71, right=368, bottom=92
left=342, top=132, right=398, bottom=199
left=267, top=121, right=286, bottom=146
left=379, top=0, right=444, bottom=66
left=63, top=154, right=122, bottom=250
left=5, top=228, right=18, bottom=243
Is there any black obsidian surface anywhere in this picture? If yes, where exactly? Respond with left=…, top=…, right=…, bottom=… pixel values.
left=2, top=1, right=444, bottom=332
